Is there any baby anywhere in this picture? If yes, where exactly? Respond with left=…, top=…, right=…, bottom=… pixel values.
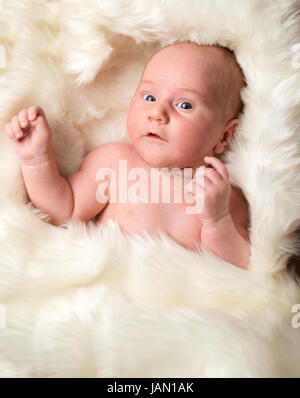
left=5, top=42, right=250, bottom=269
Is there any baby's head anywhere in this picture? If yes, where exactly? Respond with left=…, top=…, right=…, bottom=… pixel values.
left=127, top=41, right=245, bottom=169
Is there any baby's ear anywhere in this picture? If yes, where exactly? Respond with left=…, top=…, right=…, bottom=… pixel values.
left=214, top=118, right=240, bottom=154
left=228, top=118, right=240, bottom=137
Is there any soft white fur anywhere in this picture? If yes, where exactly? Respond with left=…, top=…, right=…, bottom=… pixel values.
left=0, top=0, right=300, bottom=377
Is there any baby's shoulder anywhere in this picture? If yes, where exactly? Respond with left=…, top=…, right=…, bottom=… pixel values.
left=92, top=141, right=136, bottom=169
left=97, top=141, right=134, bottom=157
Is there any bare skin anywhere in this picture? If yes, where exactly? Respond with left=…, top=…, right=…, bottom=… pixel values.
left=4, top=43, right=250, bottom=269
left=94, top=142, right=249, bottom=255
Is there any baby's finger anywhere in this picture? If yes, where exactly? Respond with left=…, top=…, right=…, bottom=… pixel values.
left=185, top=179, right=196, bottom=195
left=199, top=176, right=213, bottom=189
left=18, top=109, right=29, bottom=129
left=204, top=156, right=229, bottom=180
left=203, top=167, right=223, bottom=185
left=4, top=123, right=17, bottom=141
left=193, top=167, right=214, bottom=188
left=28, top=105, right=43, bottom=121
left=11, top=116, right=23, bottom=139
left=186, top=178, right=210, bottom=196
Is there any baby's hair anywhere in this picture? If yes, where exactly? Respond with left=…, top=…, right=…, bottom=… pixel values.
left=216, top=45, right=246, bottom=118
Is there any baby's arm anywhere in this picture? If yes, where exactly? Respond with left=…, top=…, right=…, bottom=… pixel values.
left=21, top=156, right=74, bottom=225
left=200, top=208, right=250, bottom=269
left=5, top=106, right=110, bottom=225
left=189, top=156, right=250, bottom=269
left=22, top=147, right=108, bottom=226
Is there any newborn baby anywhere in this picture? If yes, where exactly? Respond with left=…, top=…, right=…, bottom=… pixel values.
left=5, top=42, right=250, bottom=269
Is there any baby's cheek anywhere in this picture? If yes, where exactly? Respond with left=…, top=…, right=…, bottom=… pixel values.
left=127, top=103, right=138, bottom=129
left=126, top=108, right=135, bottom=135
left=127, top=108, right=144, bottom=139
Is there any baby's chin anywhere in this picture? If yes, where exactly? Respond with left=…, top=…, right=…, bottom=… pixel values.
left=133, top=142, right=202, bottom=170
left=138, top=154, right=175, bottom=169
left=139, top=154, right=192, bottom=171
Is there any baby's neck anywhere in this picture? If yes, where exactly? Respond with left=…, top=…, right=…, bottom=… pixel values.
left=152, top=166, right=200, bottom=180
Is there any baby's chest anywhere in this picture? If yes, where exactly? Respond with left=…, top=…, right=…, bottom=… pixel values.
left=100, top=199, right=202, bottom=250
left=97, top=163, right=203, bottom=248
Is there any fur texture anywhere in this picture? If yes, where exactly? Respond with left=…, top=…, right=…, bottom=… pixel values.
left=0, top=0, right=300, bottom=377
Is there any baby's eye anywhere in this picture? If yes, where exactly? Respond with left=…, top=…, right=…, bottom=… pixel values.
left=177, top=101, right=192, bottom=110
left=143, top=94, right=156, bottom=102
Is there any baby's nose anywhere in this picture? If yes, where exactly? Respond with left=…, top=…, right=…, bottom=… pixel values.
left=147, top=105, right=169, bottom=124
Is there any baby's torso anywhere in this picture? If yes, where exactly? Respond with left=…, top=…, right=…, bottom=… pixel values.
left=98, top=202, right=202, bottom=250
left=95, top=144, right=244, bottom=250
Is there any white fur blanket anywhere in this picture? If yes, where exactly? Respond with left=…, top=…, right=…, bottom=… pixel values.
left=0, top=0, right=300, bottom=377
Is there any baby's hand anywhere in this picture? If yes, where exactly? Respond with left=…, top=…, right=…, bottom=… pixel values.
left=188, top=156, right=231, bottom=224
left=4, top=106, right=52, bottom=165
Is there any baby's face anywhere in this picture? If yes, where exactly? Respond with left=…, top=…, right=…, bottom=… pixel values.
left=127, top=43, right=236, bottom=169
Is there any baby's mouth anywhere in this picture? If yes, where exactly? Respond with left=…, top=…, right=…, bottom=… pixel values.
left=146, top=132, right=167, bottom=141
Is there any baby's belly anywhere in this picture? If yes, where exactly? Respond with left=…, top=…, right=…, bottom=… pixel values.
left=96, top=202, right=202, bottom=251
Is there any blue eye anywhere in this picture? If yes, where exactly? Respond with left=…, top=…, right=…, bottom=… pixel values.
left=177, top=101, right=192, bottom=110
left=143, top=94, right=156, bottom=102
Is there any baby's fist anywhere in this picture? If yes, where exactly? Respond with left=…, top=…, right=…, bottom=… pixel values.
left=5, top=106, right=43, bottom=141
left=5, top=106, right=52, bottom=165
left=188, top=156, right=231, bottom=223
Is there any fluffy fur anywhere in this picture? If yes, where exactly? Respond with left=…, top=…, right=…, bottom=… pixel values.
left=0, top=0, right=300, bottom=377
